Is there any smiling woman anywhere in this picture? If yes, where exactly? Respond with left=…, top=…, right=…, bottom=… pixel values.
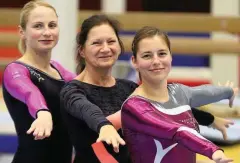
left=18, top=1, right=59, bottom=55
left=79, top=24, right=121, bottom=70
left=121, top=26, right=236, bottom=163
left=2, top=1, right=75, bottom=163
left=60, top=14, right=131, bottom=163
left=75, top=14, right=124, bottom=74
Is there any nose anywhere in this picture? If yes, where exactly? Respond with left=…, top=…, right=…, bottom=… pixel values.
left=100, top=42, right=110, bottom=53
left=152, top=54, right=161, bottom=65
left=43, top=27, right=51, bottom=37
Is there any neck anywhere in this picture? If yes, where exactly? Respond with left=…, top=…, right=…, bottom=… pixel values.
left=137, top=79, right=169, bottom=102
left=21, top=49, right=52, bottom=69
left=77, top=65, right=115, bottom=87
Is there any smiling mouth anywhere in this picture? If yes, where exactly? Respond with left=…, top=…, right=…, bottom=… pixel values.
left=99, top=56, right=112, bottom=58
left=150, top=68, right=165, bottom=72
left=39, top=40, right=53, bottom=41
left=39, top=40, right=54, bottom=45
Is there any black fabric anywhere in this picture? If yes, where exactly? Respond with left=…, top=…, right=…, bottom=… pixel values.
left=192, top=108, right=214, bottom=126
left=60, top=79, right=137, bottom=163
left=2, top=62, right=72, bottom=163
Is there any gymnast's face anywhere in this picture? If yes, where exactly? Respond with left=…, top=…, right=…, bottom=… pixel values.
left=132, top=35, right=172, bottom=83
left=20, top=6, right=59, bottom=53
left=80, top=24, right=121, bottom=69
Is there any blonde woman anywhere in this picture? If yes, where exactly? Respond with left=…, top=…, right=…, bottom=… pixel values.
left=2, top=1, right=75, bottom=163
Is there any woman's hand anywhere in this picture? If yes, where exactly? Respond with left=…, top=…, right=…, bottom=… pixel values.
left=212, top=150, right=233, bottom=163
left=218, top=81, right=238, bottom=107
left=211, top=116, right=234, bottom=140
left=26, top=111, right=53, bottom=140
left=97, top=125, right=125, bottom=153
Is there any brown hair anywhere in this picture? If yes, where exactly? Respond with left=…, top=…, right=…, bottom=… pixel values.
left=18, top=0, right=58, bottom=54
left=132, top=26, right=171, bottom=58
left=76, top=14, right=124, bottom=74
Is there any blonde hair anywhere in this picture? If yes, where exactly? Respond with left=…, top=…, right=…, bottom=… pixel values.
left=18, top=0, right=58, bottom=54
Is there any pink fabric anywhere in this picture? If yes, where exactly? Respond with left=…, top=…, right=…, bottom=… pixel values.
left=51, top=60, right=76, bottom=81
left=3, top=60, right=76, bottom=118
left=4, top=63, right=48, bottom=118
left=122, top=97, right=220, bottom=163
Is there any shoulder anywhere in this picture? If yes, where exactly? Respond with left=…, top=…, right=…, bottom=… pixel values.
left=117, top=78, right=137, bottom=85
left=4, top=62, right=30, bottom=76
left=122, top=96, right=151, bottom=110
left=50, top=60, right=76, bottom=81
left=63, top=80, right=81, bottom=89
left=61, top=80, right=79, bottom=98
left=60, top=80, right=91, bottom=101
left=50, top=60, right=62, bottom=67
left=121, top=96, right=155, bottom=120
left=168, top=82, right=181, bottom=88
left=50, top=60, right=67, bottom=72
left=50, top=60, right=70, bottom=73
left=116, top=79, right=138, bottom=89
left=168, top=83, right=190, bottom=103
left=5, top=61, right=29, bottom=70
left=168, top=83, right=186, bottom=92
left=61, top=80, right=86, bottom=93
left=3, top=62, right=32, bottom=90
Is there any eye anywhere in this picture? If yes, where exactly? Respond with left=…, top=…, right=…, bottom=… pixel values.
left=108, top=40, right=116, bottom=44
left=142, top=54, right=152, bottom=59
left=159, top=52, right=167, bottom=55
left=33, top=24, right=43, bottom=29
left=49, top=23, right=57, bottom=28
left=92, top=41, right=101, bottom=45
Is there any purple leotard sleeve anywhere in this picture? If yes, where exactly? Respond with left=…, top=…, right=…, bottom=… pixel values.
left=51, top=60, right=76, bottom=81
left=122, top=97, right=220, bottom=159
left=3, top=63, right=48, bottom=118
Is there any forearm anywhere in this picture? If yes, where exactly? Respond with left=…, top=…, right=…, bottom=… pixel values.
left=175, top=126, right=221, bottom=159
left=63, top=98, right=111, bottom=133
left=80, top=103, right=112, bottom=133
left=183, top=85, right=233, bottom=107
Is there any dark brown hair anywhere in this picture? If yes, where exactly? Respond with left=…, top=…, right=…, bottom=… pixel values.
left=76, top=14, right=124, bottom=74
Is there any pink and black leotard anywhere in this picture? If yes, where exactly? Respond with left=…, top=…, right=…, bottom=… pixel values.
left=2, top=60, right=75, bottom=163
